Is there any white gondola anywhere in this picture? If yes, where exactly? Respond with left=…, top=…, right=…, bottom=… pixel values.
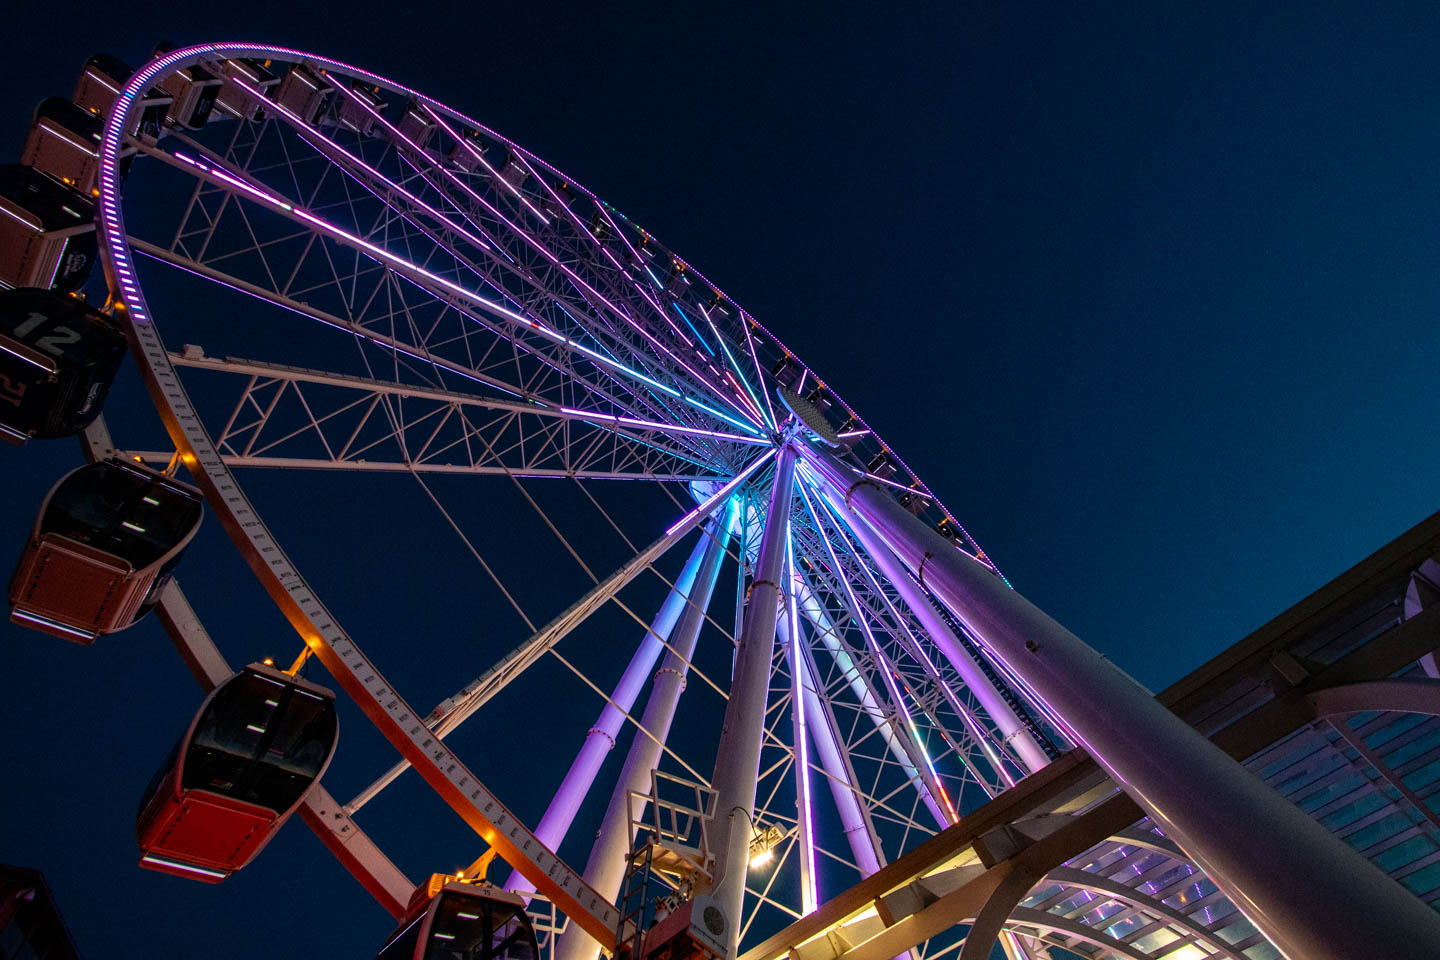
left=71, top=53, right=171, bottom=142
left=335, top=82, right=385, bottom=136
left=0, top=166, right=96, bottom=293
left=275, top=65, right=334, bottom=127
left=22, top=99, right=105, bottom=195
left=215, top=58, right=279, bottom=122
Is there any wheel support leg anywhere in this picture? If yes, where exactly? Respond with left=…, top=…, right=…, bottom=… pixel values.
left=801, top=446, right=1440, bottom=960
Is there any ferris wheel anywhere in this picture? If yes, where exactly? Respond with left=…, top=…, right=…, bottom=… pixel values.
left=12, top=40, right=1429, bottom=960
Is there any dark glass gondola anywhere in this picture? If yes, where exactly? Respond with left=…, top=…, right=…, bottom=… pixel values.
left=334, top=82, right=385, bottom=137
left=376, top=879, right=539, bottom=960
left=0, top=287, right=126, bottom=444
left=0, top=165, right=97, bottom=293
left=137, top=662, right=338, bottom=882
left=7, top=458, right=202, bottom=642
left=397, top=100, right=437, bottom=150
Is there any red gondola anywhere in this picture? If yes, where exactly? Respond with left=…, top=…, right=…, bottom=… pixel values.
left=137, top=663, right=338, bottom=882
left=7, top=459, right=202, bottom=642
left=0, top=287, right=127, bottom=445
left=375, top=878, right=539, bottom=960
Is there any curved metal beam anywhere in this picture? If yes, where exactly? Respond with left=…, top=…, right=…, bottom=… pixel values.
left=1039, top=866, right=1247, bottom=960
left=1005, top=908, right=1151, bottom=960
left=1308, top=677, right=1440, bottom=718
left=953, top=864, right=1036, bottom=960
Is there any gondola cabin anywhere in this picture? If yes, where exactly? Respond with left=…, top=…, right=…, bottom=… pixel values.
left=215, top=58, right=279, bottom=122
left=22, top=99, right=105, bottom=195
left=0, top=288, right=127, bottom=444
left=275, top=65, right=334, bottom=127
left=335, top=82, right=385, bottom=137
left=155, top=55, right=221, bottom=131
left=0, top=166, right=96, bottom=293
left=376, top=879, right=539, bottom=960
left=137, top=663, right=338, bottom=882
left=71, top=53, right=171, bottom=141
left=397, top=101, right=437, bottom=150
left=7, top=459, right=202, bottom=642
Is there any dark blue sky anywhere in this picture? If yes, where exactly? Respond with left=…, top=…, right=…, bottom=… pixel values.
left=2, top=3, right=1438, bottom=957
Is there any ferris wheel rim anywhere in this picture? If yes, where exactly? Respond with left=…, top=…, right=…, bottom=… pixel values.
left=90, top=40, right=1029, bottom=953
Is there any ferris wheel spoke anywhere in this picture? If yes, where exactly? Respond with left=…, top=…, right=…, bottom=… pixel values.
left=141, top=138, right=760, bottom=446
left=257, top=90, right=761, bottom=430
left=410, top=103, right=757, bottom=417
left=127, top=236, right=745, bottom=472
left=796, top=491, right=1020, bottom=795
left=165, top=352, right=762, bottom=472
left=164, top=115, right=770, bottom=449
left=790, top=565, right=951, bottom=831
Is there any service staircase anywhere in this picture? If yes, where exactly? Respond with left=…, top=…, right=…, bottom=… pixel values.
left=615, top=771, right=718, bottom=958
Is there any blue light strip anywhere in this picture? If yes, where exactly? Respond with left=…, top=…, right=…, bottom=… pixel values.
left=698, top=303, right=775, bottom=431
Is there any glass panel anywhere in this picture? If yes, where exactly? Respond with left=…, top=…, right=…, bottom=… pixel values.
left=45, top=464, right=201, bottom=569
left=425, top=894, right=537, bottom=960
left=249, top=689, right=338, bottom=811
left=182, top=672, right=335, bottom=812
left=1375, top=834, right=1435, bottom=872
left=1401, top=859, right=1440, bottom=896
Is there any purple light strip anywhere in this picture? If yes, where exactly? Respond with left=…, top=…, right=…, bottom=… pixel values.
left=664, top=447, right=776, bottom=536
left=578, top=199, right=757, bottom=418
left=803, top=472, right=1017, bottom=791
left=738, top=309, right=781, bottom=429
left=699, top=302, right=774, bottom=431
left=793, top=479, right=956, bottom=826
left=785, top=525, right=819, bottom=912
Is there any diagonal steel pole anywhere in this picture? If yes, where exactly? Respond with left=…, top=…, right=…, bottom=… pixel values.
left=800, top=446, right=1440, bottom=960
left=506, top=516, right=729, bottom=895
left=553, top=505, right=735, bottom=960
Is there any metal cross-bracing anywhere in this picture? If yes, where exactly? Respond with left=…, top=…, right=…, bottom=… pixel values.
left=36, top=38, right=1433, bottom=960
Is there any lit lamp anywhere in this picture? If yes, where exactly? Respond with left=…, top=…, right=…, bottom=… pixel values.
left=748, top=824, right=785, bottom=869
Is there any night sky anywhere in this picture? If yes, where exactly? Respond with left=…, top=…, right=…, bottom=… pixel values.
left=3, top=3, right=1439, bottom=957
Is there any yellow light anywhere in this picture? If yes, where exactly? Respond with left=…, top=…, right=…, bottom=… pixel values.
left=132, top=455, right=144, bottom=463
left=262, top=657, right=275, bottom=666
left=748, top=848, right=774, bottom=869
